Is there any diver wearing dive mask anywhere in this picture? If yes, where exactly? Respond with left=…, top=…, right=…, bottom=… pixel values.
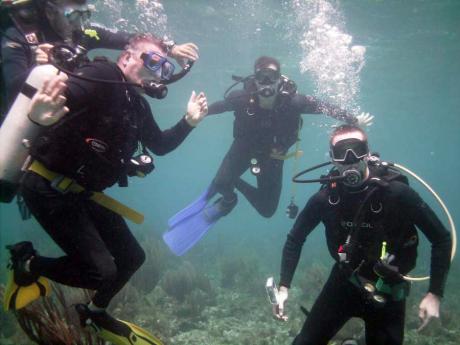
left=6, top=34, right=207, bottom=345
left=162, top=56, right=374, bottom=257
left=272, top=125, right=451, bottom=345
left=254, top=66, right=281, bottom=99
left=330, top=128, right=370, bottom=188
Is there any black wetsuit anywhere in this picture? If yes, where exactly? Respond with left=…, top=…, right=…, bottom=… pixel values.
left=280, top=176, right=451, bottom=345
left=207, top=89, right=357, bottom=217
left=1, top=22, right=132, bottom=118
left=20, top=60, right=194, bottom=308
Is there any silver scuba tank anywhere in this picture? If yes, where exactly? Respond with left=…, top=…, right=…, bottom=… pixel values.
left=0, top=64, right=61, bottom=202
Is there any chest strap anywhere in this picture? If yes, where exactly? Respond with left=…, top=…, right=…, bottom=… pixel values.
left=28, top=160, right=144, bottom=224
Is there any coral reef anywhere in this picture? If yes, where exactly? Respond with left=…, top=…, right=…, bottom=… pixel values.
left=219, top=256, right=264, bottom=294
left=130, top=232, right=170, bottom=294
left=1, top=260, right=458, bottom=345
left=0, top=283, right=101, bottom=345
left=160, top=261, right=213, bottom=303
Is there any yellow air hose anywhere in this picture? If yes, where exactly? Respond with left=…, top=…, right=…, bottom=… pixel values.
left=393, top=163, right=457, bottom=282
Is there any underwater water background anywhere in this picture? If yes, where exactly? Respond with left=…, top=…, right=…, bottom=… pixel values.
left=1, top=0, right=460, bottom=344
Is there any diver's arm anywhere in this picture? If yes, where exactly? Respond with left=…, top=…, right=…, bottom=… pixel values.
left=81, top=24, right=196, bottom=62
left=140, top=100, right=194, bottom=156
left=1, top=28, right=34, bottom=109
left=207, top=99, right=233, bottom=116
left=400, top=183, right=452, bottom=297
left=80, top=23, right=134, bottom=50
left=279, top=193, right=323, bottom=288
left=296, top=94, right=358, bottom=124
left=207, top=89, right=245, bottom=116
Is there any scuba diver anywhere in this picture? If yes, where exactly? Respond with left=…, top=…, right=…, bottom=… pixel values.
left=0, top=0, right=198, bottom=217
left=3, top=34, right=208, bottom=345
left=163, top=56, right=374, bottom=256
left=271, top=125, right=452, bottom=345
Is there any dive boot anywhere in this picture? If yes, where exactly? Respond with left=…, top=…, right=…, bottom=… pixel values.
left=3, top=241, right=51, bottom=311
left=76, top=304, right=164, bottom=345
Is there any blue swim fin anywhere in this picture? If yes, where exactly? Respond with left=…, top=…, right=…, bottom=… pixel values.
left=167, top=187, right=211, bottom=228
left=163, top=196, right=237, bottom=256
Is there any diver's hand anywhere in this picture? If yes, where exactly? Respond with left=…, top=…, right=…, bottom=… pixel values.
left=185, top=91, right=208, bottom=127
left=169, top=43, right=199, bottom=67
left=273, top=286, right=289, bottom=321
left=35, top=43, right=54, bottom=65
left=417, top=292, right=441, bottom=332
left=355, top=112, right=374, bottom=127
left=28, top=74, right=69, bottom=126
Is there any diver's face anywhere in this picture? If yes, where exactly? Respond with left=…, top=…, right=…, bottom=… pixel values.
left=45, top=1, right=91, bottom=40
left=330, top=136, right=370, bottom=188
left=120, top=42, right=167, bottom=86
left=255, top=64, right=281, bottom=106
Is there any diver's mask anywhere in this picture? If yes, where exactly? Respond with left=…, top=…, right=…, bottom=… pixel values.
left=46, top=2, right=92, bottom=40
left=331, top=138, right=370, bottom=188
left=140, top=51, right=175, bottom=82
left=138, top=51, right=176, bottom=99
left=254, top=67, right=280, bottom=98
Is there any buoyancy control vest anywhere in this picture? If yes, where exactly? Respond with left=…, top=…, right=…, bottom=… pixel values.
left=324, top=162, right=418, bottom=276
left=232, top=94, right=301, bottom=151
left=30, top=59, right=143, bottom=191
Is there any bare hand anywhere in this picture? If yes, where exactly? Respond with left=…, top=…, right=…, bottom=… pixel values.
left=28, top=74, right=69, bottom=126
left=273, top=286, right=289, bottom=321
left=185, top=91, right=208, bottom=127
left=169, top=43, right=199, bottom=67
left=35, top=43, right=54, bottom=65
left=417, top=292, right=441, bottom=332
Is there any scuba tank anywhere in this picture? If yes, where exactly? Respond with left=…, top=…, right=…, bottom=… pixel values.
left=0, top=64, right=62, bottom=202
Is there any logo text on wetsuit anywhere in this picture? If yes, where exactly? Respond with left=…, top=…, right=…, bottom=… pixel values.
left=85, top=138, right=109, bottom=153
left=340, top=220, right=374, bottom=229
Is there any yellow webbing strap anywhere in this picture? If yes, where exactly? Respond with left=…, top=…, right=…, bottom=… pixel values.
left=28, top=161, right=144, bottom=224
left=270, top=150, right=304, bottom=161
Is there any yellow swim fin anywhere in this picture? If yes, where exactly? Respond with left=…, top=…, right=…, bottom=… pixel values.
left=3, top=241, right=52, bottom=311
left=3, top=269, right=51, bottom=311
left=76, top=304, right=164, bottom=345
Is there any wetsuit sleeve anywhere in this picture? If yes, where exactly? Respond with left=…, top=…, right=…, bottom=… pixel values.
left=139, top=100, right=194, bottom=156
left=280, top=193, right=323, bottom=288
left=294, top=94, right=358, bottom=124
left=399, top=184, right=452, bottom=297
left=207, top=90, right=245, bottom=116
left=80, top=23, right=133, bottom=50
left=1, top=27, right=33, bottom=109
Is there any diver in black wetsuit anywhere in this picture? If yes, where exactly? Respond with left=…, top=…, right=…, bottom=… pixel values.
left=273, top=125, right=451, bottom=345
left=1, top=0, right=199, bottom=220
left=0, top=0, right=199, bottom=116
left=4, top=35, right=208, bottom=344
left=206, top=56, right=372, bottom=218
left=162, top=57, right=373, bottom=257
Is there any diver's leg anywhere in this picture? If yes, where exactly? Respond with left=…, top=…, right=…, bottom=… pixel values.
left=210, top=139, right=252, bottom=202
left=236, top=158, right=283, bottom=217
left=292, top=265, right=353, bottom=345
left=364, top=299, right=405, bottom=345
left=21, top=173, right=118, bottom=291
left=86, top=202, right=145, bottom=308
